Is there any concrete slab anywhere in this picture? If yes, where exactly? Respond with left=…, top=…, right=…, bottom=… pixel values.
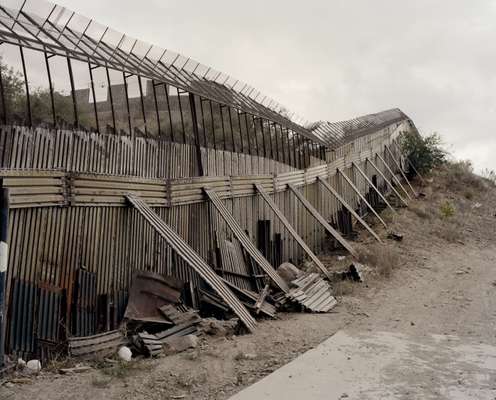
left=229, top=331, right=496, bottom=400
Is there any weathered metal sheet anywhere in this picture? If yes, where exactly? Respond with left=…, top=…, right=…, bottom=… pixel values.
left=126, top=194, right=257, bottom=332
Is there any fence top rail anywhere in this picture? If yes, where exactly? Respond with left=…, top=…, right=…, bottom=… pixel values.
left=0, top=0, right=325, bottom=144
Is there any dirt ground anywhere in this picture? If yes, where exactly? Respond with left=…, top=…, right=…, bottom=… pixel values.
left=2, top=166, right=496, bottom=400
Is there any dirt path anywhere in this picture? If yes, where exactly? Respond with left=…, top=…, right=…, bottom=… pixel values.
left=3, top=170, right=496, bottom=400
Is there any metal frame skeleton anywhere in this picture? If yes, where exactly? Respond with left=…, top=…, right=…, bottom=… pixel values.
left=351, top=161, right=397, bottom=215
left=376, top=153, right=412, bottom=201
left=316, top=177, right=382, bottom=244
left=336, top=169, right=388, bottom=229
left=365, top=157, right=409, bottom=207
left=203, top=187, right=289, bottom=293
left=254, top=183, right=332, bottom=280
left=287, top=184, right=358, bottom=258
left=385, top=145, right=417, bottom=197
left=126, top=194, right=257, bottom=332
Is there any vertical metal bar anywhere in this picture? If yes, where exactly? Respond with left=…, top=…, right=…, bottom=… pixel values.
left=163, top=84, right=175, bottom=142
left=19, top=46, right=32, bottom=127
left=250, top=115, right=259, bottom=156
left=199, top=97, right=208, bottom=147
left=137, top=76, right=148, bottom=136
left=188, top=93, right=204, bottom=176
left=208, top=100, right=217, bottom=150
left=66, top=56, right=78, bottom=128
left=151, top=80, right=161, bottom=136
left=243, top=113, right=252, bottom=155
left=259, top=118, right=266, bottom=158
left=236, top=110, right=245, bottom=154
left=219, top=104, right=227, bottom=150
left=44, top=52, right=56, bottom=127
left=105, top=67, right=116, bottom=134
left=227, top=107, right=236, bottom=153
left=88, top=62, right=99, bottom=133
left=122, top=72, right=132, bottom=136
left=292, top=131, right=298, bottom=168
left=273, top=123, right=280, bottom=162
left=176, top=88, right=187, bottom=143
left=0, top=56, right=7, bottom=124
left=0, top=179, right=9, bottom=367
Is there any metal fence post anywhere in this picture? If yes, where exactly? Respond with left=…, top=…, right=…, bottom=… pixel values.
left=0, top=179, right=10, bottom=367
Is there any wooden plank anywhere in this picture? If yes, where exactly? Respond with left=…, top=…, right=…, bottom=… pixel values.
left=287, top=184, right=358, bottom=258
left=125, top=194, right=257, bottom=332
left=337, top=169, right=387, bottom=229
left=203, top=187, right=289, bottom=293
left=317, top=177, right=382, bottom=243
left=255, top=183, right=332, bottom=279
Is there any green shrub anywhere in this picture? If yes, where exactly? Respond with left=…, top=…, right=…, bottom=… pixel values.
left=439, top=201, right=455, bottom=219
left=401, top=132, right=447, bottom=174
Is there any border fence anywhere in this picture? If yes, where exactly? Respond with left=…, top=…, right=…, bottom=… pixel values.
left=0, top=0, right=416, bottom=361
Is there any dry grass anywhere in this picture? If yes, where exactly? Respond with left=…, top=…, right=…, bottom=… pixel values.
left=409, top=203, right=432, bottom=220
left=433, top=221, right=464, bottom=243
left=439, top=161, right=487, bottom=195
left=332, top=280, right=356, bottom=296
left=356, top=244, right=401, bottom=279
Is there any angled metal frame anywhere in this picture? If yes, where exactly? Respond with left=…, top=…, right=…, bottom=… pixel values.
left=317, top=177, right=382, bottom=243
left=385, top=145, right=417, bottom=197
left=352, top=162, right=397, bottom=215
left=376, top=153, right=412, bottom=200
left=203, top=188, right=289, bottom=293
left=0, top=1, right=325, bottom=145
left=254, top=183, right=331, bottom=280
left=287, top=184, right=358, bottom=258
left=337, top=169, right=387, bottom=229
left=126, top=194, right=257, bottom=332
left=366, top=157, right=408, bottom=207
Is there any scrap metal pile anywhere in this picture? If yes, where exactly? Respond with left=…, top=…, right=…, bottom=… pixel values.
left=65, top=256, right=344, bottom=361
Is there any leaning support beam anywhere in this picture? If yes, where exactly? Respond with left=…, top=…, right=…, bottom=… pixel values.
left=385, top=145, right=417, bottom=197
left=390, top=141, right=426, bottom=184
left=203, top=188, right=289, bottom=293
left=337, top=169, right=388, bottom=229
left=366, top=157, right=409, bottom=207
left=317, top=177, right=382, bottom=244
left=288, top=184, right=358, bottom=258
left=352, top=162, right=397, bottom=215
left=376, top=153, right=412, bottom=200
left=125, top=194, right=257, bottom=332
left=254, top=183, right=332, bottom=280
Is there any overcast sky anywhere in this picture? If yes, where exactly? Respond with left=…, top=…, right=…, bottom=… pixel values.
left=57, top=0, right=496, bottom=172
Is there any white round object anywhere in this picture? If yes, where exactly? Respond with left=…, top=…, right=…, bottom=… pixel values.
left=118, top=346, right=132, bottom=362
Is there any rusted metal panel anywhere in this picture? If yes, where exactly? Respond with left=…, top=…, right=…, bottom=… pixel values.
left=124, top=271, right=183, bottom=325
left=126, top=194, right=257, bottom=332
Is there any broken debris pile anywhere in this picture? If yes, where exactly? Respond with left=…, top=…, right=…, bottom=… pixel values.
left=275, top=272, right=337, bottom=312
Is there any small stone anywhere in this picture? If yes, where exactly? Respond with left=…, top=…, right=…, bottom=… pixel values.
left=164, top=334, right=198, bottom=353
left=4, top=382, right=14, bottom=388
left=17, top=358, right=26, bottom=369
left=118, top=346, right=132, bottom=362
